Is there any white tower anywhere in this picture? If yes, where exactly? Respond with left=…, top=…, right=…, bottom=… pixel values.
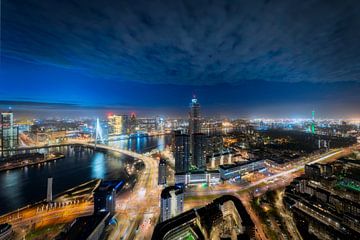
left=94, top=117, right=104, bottom=148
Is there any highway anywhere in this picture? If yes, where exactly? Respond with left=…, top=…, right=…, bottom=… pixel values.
left=2, top=139, right=355, bottom=239
left=0, top=141, right=161, bottom=240
left=185, top=149, right=344, bottom=197
left=80, top=143, right=161, bottom=240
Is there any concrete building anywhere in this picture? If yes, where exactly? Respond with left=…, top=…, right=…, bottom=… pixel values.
left=189, top=96, right=201, bottom=136
left=173, top=131, right=190, bottom=173
left=160, top=185, right=184, bottom=222
left=128, top=112, right=137, bottom=134
left=304, top=163, right=322, bottom=180
left=158, top=159, right=167, bottom=185
left=192, top=133, right=206, bottom=169
left=204, top=134, right=224, bottom=158
left=1, top=110, right=18, bottom=157
left=285, top=159, right=360, bottom=239
left=175, top=170, right=220, bottom=186
left=153, top=195, right=255, bottom=240
left=137, top=118, right=157, bottom=133
left=219, top=160, right=266, bottom=181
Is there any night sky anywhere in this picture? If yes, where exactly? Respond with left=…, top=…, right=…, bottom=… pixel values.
left=1, top=0, right=360, bottom=118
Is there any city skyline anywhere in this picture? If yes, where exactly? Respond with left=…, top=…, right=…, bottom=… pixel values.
left=1, top=0, right=360, bottom=118
left=1, top=1, right=360, bottom=239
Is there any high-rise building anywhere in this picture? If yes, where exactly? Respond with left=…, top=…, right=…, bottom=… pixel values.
left=189, top=96, right=201, bottom=136
left=129, top=112, right=137, bottom=133
left=158, top=159, right=167, bottom=185
left=311, top=110, right=316, bottom=134
left=192, top=133, right=206, bottom=169
left=156, top=116, right=165, bottom=132
left=1, top=109, right=18, bottom=157
left=173, top=130, right=190, bottom=173
left=160, top=185, right=184, bottom=222
left=107, top=114, right=128, bottom=135
left=189, top=96, right=206, bottom=169
left=204, top=134, right=224, bottom=158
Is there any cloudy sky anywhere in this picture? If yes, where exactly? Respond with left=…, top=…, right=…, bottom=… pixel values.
left=1, top=0, right=360, bottom=118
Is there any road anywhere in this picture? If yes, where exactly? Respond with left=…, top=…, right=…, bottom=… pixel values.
left=185, top=149, right=344, bottom=198
left=182, top=148, right=348, bottom=240
left=81, top=143, right=161, bottom=240
left=0, top=141, right=160, bottom=240
left=3, top=140, right=356, bottom=240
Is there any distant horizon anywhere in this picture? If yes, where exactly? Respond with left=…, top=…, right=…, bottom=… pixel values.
left=1, top=100, right=360, bottom=121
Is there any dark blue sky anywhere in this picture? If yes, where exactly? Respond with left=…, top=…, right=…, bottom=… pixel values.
left=1, top=0, right=360, bottom=118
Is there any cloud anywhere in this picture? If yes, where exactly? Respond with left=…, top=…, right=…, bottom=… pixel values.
left=0, top=100, right=85, bottom=110
left=2, top=0, right=360, bottom=85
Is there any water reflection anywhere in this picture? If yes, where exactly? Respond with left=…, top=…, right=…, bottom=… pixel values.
left=0, top=135, right=171, bottom=214
left=158, top=135, right=165, bottom=151
left=109, top=134, right=170, bottom=153
left=1, top=170, right=23, bottom=210
left=91, top=152, right=106, bottom=179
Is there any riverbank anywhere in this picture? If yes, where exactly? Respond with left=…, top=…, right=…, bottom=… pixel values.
left=0, top=153, right=65, bottom=172
left=0, top=179, right=100, bottom=227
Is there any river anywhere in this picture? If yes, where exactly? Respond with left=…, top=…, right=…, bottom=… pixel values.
left=0, top=135, right=171, bottom=215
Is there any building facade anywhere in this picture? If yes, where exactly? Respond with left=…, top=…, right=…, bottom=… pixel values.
left=192, top=133, right=206, bottom=169
left=160, top=186, right=184, bottom=222
left=189, top=96, right=201, bottom=136
left=1, top=110, right=18, bottom=158
left=173, top=130, right=190, bottom=173
left=158, top=159, right=167, bottom=185
left=107, top=114, right=128, bottom=135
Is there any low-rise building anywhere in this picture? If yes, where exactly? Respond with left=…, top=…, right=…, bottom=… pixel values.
left=219, top=160, right=266, bottom=180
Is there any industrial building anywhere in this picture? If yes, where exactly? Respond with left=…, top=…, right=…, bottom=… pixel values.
left=175, top=170, right=220, bottom=186
left=218, top=160, right=266, bottom=180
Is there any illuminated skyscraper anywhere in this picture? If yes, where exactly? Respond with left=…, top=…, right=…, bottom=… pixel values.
left=189, top=96, right=203, bottom=168
left=173, top=130, right=190, bottom=173
left=1, top=109, right=18, bottom=157
left=189, top=96, right=201, bottom=136
left=108, top=114, right=128, bottom=135
left=311, top=110, right=316, bottom=134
